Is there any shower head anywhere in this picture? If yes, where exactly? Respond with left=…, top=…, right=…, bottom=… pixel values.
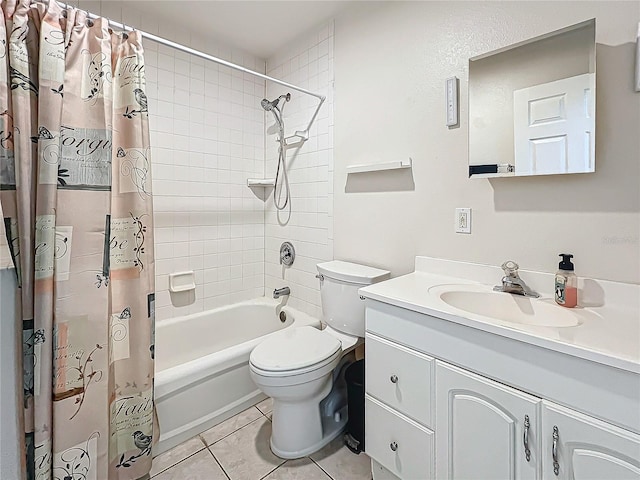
left=261, top=98, right=277, bottom=111
left=260, top=93, right=291, bottom=112
left=261, top=93, right=291, bottom=132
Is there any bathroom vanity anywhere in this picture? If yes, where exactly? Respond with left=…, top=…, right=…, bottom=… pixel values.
left=359, top=257, right=640, bottom=480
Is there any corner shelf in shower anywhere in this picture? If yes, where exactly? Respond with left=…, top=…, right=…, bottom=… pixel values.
left=346, top=157, right=413, bottom=174
left=247, top=178, right=276, bottom=188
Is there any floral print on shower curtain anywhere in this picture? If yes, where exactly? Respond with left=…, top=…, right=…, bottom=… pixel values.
left=0, top=1, right=156, bottom=479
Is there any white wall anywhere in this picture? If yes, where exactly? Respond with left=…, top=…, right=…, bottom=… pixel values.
left=0, top=268, right=19, bottom=480
left=0, top=209, right=17, bottom=478
left=333, top=1, right=640, bottom=284
left=264, top=23, right=335, bottom=318
left=0, top=202, right=12, bottom=269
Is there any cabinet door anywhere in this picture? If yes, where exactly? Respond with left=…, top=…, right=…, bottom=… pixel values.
left=436, top=361, right=541, bottom=480
left=542, top=401, right=640, bottom=480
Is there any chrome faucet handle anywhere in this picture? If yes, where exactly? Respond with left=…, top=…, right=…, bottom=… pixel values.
left=501, top=261, right=519, bottom=277
left=280, top=242, right=295, bottom=266
left=495, top=260, right=541, bottom=298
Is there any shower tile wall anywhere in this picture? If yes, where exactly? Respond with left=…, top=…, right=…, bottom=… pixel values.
left=264, top=22, right=335, bottom=318
left=148, top=47, right=266, bottom=322
left=97, top=2, right=268, bottom=322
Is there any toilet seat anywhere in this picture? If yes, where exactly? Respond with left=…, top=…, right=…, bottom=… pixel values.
left=250, top=350, right=342, bottom=388
left=250, top=326, right=341, bottom=376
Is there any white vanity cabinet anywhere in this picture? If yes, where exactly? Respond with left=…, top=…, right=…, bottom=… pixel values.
left=435, top=362, right=541, bottom=480
left=363, top=299, right=640, bottom=480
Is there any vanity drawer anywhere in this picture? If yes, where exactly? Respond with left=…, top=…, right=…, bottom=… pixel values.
left=366, top=395, right=434, bottom=480
left=365, top=333, right=434, bottom=427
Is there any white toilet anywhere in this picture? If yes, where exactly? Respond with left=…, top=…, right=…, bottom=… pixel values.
left=249, top=260, right=390, bottom=459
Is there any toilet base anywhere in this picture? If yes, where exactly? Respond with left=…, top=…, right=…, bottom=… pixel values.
left=269, top=353, right=354, bottom=459
left=270, top=404, right=348, bottom=459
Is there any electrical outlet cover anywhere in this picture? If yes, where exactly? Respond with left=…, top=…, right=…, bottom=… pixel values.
left=455, top=208, right=471, bottom=234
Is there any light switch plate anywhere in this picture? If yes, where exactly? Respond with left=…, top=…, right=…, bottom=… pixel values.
left=446, top=76, right=459, bottom=126
left=455, top=208, right=471, bottom=234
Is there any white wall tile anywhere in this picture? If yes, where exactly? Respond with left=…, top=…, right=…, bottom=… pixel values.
left=110, top=2, right=267, bottom=319
left=265, top=22, right=335, bottom=317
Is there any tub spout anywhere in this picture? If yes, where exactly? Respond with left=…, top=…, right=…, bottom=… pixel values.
left=273, top=287, right=290, bottom=299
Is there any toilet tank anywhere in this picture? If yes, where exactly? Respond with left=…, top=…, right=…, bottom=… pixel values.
left=316, top=261, right=390, bottom=337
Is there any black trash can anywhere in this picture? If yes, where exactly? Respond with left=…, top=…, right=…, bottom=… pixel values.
left=344, top=359, right=365, bottom=454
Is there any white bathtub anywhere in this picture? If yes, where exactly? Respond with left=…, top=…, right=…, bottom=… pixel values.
left=154, top=297, right=320, bottom=455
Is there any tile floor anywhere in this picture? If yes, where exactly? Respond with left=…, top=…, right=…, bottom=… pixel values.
left=151, top=397, right=373, bottom=480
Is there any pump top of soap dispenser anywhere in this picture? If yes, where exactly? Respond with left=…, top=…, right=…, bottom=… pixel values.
left=558, top=254, right=574, bottom=271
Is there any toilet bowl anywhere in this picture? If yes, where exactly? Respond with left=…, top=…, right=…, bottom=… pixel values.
left=249, top=261, right=390, bottom=459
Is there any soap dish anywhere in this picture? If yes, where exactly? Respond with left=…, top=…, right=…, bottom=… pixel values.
left=169, top=271, right=196, bottom=293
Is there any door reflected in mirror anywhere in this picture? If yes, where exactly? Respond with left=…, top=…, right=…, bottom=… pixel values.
left=468, top=19, right=596, bottom=178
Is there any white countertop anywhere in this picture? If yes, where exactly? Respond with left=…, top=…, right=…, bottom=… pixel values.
left=359, top=257, right=640, bottom=374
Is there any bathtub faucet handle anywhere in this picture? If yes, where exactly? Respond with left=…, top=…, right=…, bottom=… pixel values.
left=273, top=286, right=291, bottom=299
left=280, top=242, right=295, bottom=266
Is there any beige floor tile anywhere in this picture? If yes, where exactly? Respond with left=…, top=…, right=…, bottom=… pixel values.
left=262, top=458, right=332, bottom=480
left=209, top=416, right=285, bottom=480
left=310, top=436, right=372, bottom=480
left=152, top=449, right=227, bottom=480
left=199, top=406, right=264, bottom=446
left=151, top=436, right=207, bottom=476
left=255, top=397, right=273, bottom=416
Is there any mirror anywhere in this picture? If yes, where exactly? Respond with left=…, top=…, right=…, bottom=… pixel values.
left=468, top=19, right=596, bottom=178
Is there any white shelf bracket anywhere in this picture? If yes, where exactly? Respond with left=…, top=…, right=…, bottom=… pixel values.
left=346, top=158, right=413, bottom=174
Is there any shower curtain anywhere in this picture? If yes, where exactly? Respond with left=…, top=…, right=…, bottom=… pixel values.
left=0, top=1, right=156, bottom=479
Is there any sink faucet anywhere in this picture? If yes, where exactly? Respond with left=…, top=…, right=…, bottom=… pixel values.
left=273, top=286, right=290, bottom=299
left=493, top=261, right=540, bottom=298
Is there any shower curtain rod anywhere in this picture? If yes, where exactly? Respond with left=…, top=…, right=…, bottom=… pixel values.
left=52, top=1, right=326, bottom=137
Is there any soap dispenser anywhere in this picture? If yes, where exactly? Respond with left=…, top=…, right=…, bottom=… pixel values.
left=555, top=254, right=577, bottom=308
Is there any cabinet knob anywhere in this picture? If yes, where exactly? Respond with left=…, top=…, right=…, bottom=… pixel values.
left=390, top=375, right=398, bottom=384
left=390, top=441, right=398, bottom=452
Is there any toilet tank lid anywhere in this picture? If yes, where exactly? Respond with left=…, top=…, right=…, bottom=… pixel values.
left=317, top=260, right=390, bottom=285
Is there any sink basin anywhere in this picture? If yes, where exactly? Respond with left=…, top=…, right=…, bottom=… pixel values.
left=428, top=284, right=581, bottom=328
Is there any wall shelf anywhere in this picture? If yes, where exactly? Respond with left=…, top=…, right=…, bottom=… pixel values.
left=247, top=178, right=276, bottom=187
left=346, top=158, right=412, bottom=174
